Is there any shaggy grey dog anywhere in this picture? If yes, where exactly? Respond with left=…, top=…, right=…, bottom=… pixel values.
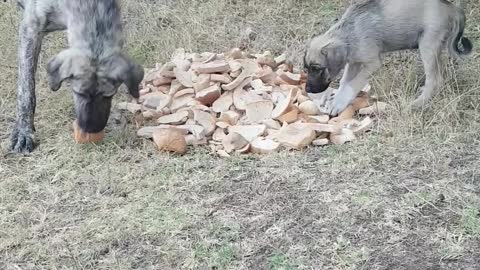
left=11, top=0, right=144, bottom=152
left=304, top=0, right=473, bottom=116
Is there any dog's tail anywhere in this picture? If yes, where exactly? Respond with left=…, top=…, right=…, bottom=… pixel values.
left=448, top=7, right=473, bottom=58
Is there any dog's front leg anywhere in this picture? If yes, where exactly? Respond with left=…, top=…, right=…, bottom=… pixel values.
left=10, top=21, right=44, bottom=153
left=328, top=61, right=379, bottom=116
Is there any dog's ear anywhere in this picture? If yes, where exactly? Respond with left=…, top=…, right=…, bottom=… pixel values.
left=103, top=54, right=144, bottom=98
left=321, top=42, right=348, bottom=78
left=47, top=49, right=92, bottom=91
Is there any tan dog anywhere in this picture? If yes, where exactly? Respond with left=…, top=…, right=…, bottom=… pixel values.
left=304, top=0, right=473, bottom=116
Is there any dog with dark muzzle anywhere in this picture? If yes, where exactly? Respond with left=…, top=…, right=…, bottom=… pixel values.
left=10, top=0, right=144, bottom=153
left=304, top=0, right=473, bottom=116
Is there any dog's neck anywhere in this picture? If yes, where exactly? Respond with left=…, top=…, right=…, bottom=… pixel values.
left=65, top=0, right=124, bottom=60
left=326, top=13, right=357, bottom=49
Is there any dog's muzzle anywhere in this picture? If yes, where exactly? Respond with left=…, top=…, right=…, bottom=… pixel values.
left=74, top=94, right=112, bottom=133
left=305, top=79, right=331, bottom=93
left=76, top=110, right=111, bottom=133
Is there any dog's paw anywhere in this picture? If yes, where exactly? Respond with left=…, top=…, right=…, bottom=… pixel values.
left=410, top=99, right=430, bottom=112
left=411, top=91, right=431, bottom=111
left=10, top=126, right=36, bottom=153
left=410, top=100, right=424, bottom=111
left=327, top=94, right=353, bottom=116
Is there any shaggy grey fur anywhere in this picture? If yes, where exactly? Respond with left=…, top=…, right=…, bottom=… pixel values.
left=304, top=0, right=473, bottom=116
left=11, top=0, right=144, bottom=152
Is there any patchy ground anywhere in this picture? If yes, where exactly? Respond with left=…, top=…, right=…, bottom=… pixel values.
left=1, top=0, right=479, bottom=269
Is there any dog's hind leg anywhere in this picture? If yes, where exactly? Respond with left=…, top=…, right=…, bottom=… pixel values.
left=411, top=33, right=444, bottom=110
left=10, top=14, right=44, bottom=152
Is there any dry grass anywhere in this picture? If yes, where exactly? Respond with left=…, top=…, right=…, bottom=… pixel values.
left=1, top=0, right=480, bottom=269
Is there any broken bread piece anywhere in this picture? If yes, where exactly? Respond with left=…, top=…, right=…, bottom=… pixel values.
left=152, top=128, right=187, bottom=154
left=72, top=120, right=105, bottom=144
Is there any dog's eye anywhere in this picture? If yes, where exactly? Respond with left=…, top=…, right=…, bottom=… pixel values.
left=98, top=91, right=116, bottom=98
left=310, top=65, right=325, bottom=72
left=99, top=78, right=119, bottom=97
left=101, top=89, right=117, bottom=98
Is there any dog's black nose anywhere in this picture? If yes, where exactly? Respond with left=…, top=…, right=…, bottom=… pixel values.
left=75, top=104, right=111, bottom=133
left=77, top=115, right=108, bottom=133
left=306, top=81, right=331, bottom=93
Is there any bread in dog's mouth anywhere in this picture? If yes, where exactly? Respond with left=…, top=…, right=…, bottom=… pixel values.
left=72, top=120, right=105, bottom=144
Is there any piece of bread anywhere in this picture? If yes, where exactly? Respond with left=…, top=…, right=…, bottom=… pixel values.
left=72, top=120, right=105, bottom=144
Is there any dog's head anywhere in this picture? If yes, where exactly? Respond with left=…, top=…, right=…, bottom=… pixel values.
left=304, top=35, right=348, bottom=93
left=47, top=49, right=144, bottom=133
